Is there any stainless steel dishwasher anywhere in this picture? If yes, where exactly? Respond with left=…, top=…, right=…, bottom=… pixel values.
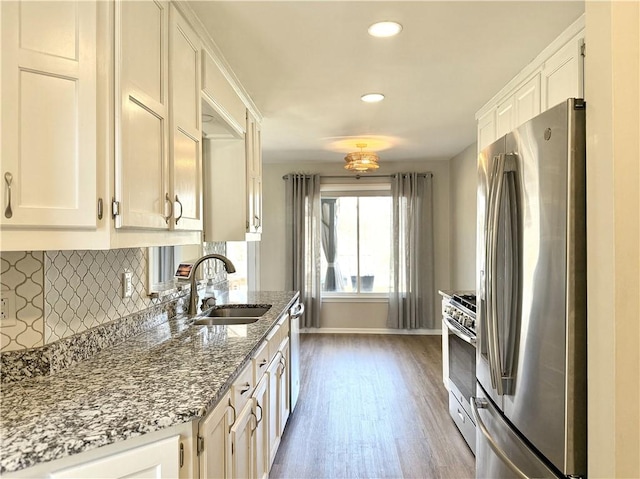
left=288, top=299, right=304, bottom=412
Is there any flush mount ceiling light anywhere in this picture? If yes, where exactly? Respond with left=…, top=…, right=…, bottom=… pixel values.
left=368, top=21, right=403, bottom=38
left=361, top=93, right=385, bottom=103
left=344, top=143, right=380, bottom=173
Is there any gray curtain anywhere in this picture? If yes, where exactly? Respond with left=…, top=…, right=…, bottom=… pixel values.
left=321, top=199, right=344, bottom=292
left=387, top=173, right=435, bottom=329
left=285, top=174, right=322, bottom=328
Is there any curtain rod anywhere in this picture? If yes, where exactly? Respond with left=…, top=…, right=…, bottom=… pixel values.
left=282, top=173, right=433, bottom=180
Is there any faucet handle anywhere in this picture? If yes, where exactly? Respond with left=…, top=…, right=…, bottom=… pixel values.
left=201, top=296, right=217, bottom=310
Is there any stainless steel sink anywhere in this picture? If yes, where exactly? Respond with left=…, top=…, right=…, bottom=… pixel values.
left=192, top=305, right=271, bottom=326
left=205, top=306, right=270, bottom=318
left=193, top=317, right=259, bottom=326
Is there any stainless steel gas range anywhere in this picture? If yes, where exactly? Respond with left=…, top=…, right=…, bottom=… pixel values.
left=441, top=292, right=477, bottom=454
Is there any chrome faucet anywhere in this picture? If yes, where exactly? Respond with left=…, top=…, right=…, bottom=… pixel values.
left=188, top=254, right=236, bottom=316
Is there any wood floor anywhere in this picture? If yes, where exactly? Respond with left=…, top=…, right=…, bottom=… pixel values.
left=270, top=334, right=475, bottom=479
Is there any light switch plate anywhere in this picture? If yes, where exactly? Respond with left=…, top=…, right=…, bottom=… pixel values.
left=122, top=271, right=133, bottom=298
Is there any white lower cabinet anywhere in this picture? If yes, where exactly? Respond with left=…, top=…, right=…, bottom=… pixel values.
left=198, top=315, right=291, bottom=479
left=252, top=375, right=269, bottom=479
left=277, top=338, right=291, bottom=439
left=266, top=351, right=282, bottom=468
left=50, top=436, right=180, bottom=479
left=230, top=400, right=256, bottom=479
left=199, top=392, right=233, bottom=479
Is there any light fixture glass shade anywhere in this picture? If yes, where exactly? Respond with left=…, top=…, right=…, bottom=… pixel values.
left=361, top=93, right=385, bottom=103
left=344, top=144, right=380, bottom=172
left=368, top=21, right=403, bottom=38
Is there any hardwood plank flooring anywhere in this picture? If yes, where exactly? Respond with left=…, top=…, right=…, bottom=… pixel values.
left=270, top=334, right=475, bottom=479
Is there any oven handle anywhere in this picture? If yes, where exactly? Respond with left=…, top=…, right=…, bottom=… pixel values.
left=444, top=316, right=476, bottom=345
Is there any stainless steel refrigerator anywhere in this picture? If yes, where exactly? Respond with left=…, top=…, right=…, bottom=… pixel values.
left=474, top=98, right=587, bottom=478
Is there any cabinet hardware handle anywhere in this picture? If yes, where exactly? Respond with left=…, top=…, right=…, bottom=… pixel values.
left=179, top=442, right=184, bottom=467
left=256, top=402, right=263, bottom=425
left=250, top=411, right=258, bottom=434
left=228, top=398, right=236, bottom=433
left=240, top=383, right=251, bottom=395
left=259, top=359, right=268, bottom=367
left=175, top=195, right=183, bottom=224
left=163, top=193, right=173, bottom=224
left=97, top=198, right=103, bottom=220
left=4, top=172, right=13, bottom=218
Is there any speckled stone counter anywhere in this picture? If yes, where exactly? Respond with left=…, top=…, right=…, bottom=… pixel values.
left=0, top=290, right=299, bottom=474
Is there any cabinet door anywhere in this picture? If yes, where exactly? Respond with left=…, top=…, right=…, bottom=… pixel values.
left=514, top=73, right=541, bottom=127
left=169, top=5, right=202, bottom=232
left=266, top=352, right=282, bottom=467
left=477, top=108, right=497, bottom=151
left=245, top=111, right=262, bottom=236
left=252, top=375, right=269, bottom=479
left=278, top=337, right=291, bottom=436
left=542, top=35, right=584, bottom=110
left=230, top=401, right=255, bottom=479
left=50, top=436, right=180, bottom=479
left=495, top=96, right=515, bottom=139
left=115, top=0, right=170, bottom=230
left=1, top=1, right=97, bottom=228
left=200, top=394, right=233, bottom=479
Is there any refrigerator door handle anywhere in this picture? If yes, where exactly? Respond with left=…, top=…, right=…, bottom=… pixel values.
left=471, top=397, right=529, bottom=479
left=501, top=155, right=520, bottom=395
left=487, top=154, right=506, bottom=395
left=486, top=153, right=520, bottom=397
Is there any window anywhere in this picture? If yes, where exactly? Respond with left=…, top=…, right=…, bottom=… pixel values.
left=320, top=184, right=391, bottom=295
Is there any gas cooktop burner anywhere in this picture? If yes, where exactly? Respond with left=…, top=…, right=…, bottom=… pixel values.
left=452, top=293, right=476, bottom=314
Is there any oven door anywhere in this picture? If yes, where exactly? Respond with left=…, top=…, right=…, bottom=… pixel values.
left=446, top=318, right=477, bottom=453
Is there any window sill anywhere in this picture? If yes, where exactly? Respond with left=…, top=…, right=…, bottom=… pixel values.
left=322, top=295, right=389, bottom=303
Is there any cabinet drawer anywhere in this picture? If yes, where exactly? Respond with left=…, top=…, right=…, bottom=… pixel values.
left=252, top=340, right=270, bottom=383
left=231, top=362, right=254, bottom=411
left=266, top=323, right=281, bottom=363
left=277, top=314, right=290, bottom=341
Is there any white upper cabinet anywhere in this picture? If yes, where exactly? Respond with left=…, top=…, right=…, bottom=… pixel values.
left=202, top=109, right=263, bottom=242
left=514, top=73, right=542, bottom=127
left=246, top=111, right=263, bottom=236
left=542, top=34, right=585, bottom=110
left=0, top=1, right=97, bottom=229
left=115, top=0, right=170, bottom=230
left=202, top=50, right=247, bottom=136
left=477, top=108, right=497, bottom=152
left=115, top=1, right=203, bottom=233
left=169, top=4, right=203, bottom=231
left=476, top=14, right=584, bottom=150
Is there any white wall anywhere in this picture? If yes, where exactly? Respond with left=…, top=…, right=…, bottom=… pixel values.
left=449, top=142, right=477, bottom=290
left=586, top=2, right=640, bottom=477
left=260, top=159, right=450, bottom=331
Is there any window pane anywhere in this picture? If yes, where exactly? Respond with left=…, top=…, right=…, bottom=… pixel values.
left=321, top=197, right=357, bottom=292
left=320, top=194, right=391, bottom=294
left=359, top=197, right=391, bottom=293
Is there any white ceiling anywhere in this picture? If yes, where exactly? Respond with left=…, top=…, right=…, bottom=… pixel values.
left=188, top=1, right=585, bottom=163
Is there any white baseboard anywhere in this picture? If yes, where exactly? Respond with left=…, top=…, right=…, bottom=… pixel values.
left=300, top=328, right=442, bottom=336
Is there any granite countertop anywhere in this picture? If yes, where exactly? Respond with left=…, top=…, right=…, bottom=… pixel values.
left=0, top=290, right=299, bottom=474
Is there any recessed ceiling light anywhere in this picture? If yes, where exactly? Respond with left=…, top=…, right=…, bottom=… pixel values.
left=361, top=93, right=385, bottom=103
left=368, top=21, right=403, bottom=38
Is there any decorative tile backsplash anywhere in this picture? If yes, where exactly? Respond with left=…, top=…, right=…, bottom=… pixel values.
left=0, top=252, right=45, bottom=352
left=44, top=249, right=150, bottom=343
left=1, top=244, right=229, bottom=354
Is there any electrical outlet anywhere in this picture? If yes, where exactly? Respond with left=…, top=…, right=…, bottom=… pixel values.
left=122, top=271, right=133, bottom=298
left=0, top=291, right=17, bottom=327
